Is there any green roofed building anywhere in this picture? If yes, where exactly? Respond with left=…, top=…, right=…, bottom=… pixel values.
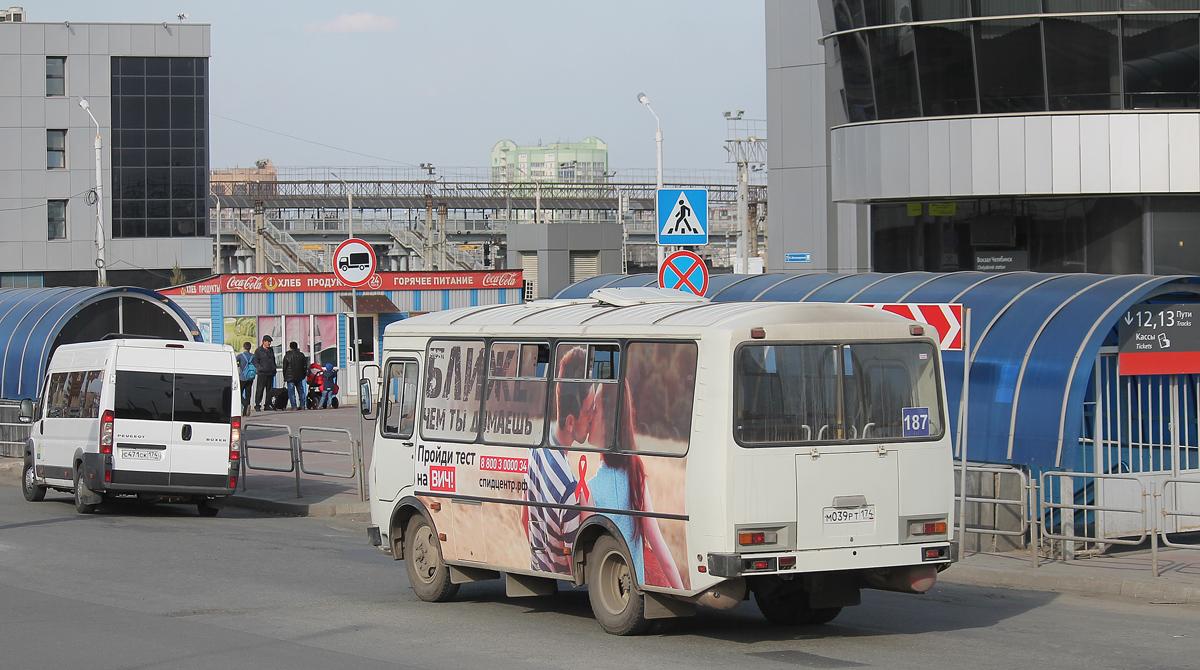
left=491, top=138, right=608, bottom=183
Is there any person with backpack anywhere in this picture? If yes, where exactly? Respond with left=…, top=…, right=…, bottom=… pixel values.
left=282, top=341, right=308, bottom=411
left=236, top=341, right=255, bottom=415
left=252, top=335, right=278, bottom=411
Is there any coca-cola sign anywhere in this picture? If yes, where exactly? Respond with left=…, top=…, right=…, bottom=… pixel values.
left=482, top=271, right=521, bottom=288
left=161, top=270, right=524, bottom=295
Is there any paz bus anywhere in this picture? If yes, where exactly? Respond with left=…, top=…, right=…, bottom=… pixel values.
left=362, top=288, right=955, bottom=635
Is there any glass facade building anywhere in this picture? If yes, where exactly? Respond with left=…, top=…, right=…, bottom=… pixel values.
left=829, top=1, right=1200, bottom=123
left=768, top=1, right=1200, bottom=275
left=111, top=56, right=209, bottom=239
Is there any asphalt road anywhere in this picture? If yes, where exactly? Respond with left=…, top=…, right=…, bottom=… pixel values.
left=1, top=484, right=1198, bottom=670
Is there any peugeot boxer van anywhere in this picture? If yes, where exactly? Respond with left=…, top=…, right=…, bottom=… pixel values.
left=20, top=339, right=242, bottom=516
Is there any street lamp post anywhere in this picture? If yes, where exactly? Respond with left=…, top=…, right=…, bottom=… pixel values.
left=78, top=98, right=106, bottom=286
left=637, top=93, right=665, bottom=269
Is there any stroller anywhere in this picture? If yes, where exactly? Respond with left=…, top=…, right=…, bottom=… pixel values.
left=305, top=363, right=340, bottom=409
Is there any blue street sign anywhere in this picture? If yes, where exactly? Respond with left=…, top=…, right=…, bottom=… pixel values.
left=657, top=189, right=708, bottom=245
left=784, top=253, right=812, bottom=263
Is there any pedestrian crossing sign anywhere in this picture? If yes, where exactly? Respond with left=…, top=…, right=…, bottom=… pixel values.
left=657, top=188, right=708, bottom=245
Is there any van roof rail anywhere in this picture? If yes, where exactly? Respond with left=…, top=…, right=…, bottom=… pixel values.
left=99, top=333, right=170, bottom=341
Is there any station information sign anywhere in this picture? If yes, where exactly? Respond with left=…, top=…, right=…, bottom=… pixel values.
left=1117, top=304, right=1200, bottom=375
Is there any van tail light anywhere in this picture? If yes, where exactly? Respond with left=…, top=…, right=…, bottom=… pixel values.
left=100, top=410, right=114, bottom=454
left=229, top=416, right=241, bottom=461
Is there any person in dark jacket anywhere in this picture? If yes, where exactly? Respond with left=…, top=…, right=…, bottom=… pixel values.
left=319, top=364, right=337, bottom=409
left=282, top=341, right=308, bottom=411
left=252, top=335, right=278, bottom=411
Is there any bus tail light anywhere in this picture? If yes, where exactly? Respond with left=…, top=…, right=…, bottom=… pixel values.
left=910, top=324, right=925, bottom=336
left=99, top=410, right=114, bottom=454
left=229, top=416, right=241, bottom=461
left=778, top=556, right=796, bottom=570
left=738, top=530, right=778, bottom=546
left=909, top=520, right=947, bottom=536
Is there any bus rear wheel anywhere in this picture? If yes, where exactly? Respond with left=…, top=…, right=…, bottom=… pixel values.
left=404, top=515, right=458, bottom=602
left=587, top=534, right=650, bottom=636
left=755, top=591, right=841, bottom=626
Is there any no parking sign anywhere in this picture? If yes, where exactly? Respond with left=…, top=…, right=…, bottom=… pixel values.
left=658, top=250, right=709, bottom=296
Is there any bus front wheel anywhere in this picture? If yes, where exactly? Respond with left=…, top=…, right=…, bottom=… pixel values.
left=404, top=515, right=459, bottom=602
left=587, top=534, right=651, bottom=636
left=755, top=591, right=842, bottom=626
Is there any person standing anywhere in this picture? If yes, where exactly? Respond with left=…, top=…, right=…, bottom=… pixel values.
left=282, top=341, right=308, bottom=411
left=236, top=341, right=255, bottom=416
left=318, top=363, right=337, bottom=409
left=252, top=335, right=278, bottom=411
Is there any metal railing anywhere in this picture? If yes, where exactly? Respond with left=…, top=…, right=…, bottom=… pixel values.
left=297, top=426, right=356, bottom=479
left=1040, top=471, right=1159, bottom=576
left=957, top=464, right=1035, bottom=565
left=1159, top=478, right=1200, bottom=550
left=240, top=422, right=300, bottom=497
left=239, top=422, right=364, bottom=501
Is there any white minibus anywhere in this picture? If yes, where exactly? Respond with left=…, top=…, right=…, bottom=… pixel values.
left=362, top=289, right=955, bottom=635
left=20, top=338, right=242, bottom=516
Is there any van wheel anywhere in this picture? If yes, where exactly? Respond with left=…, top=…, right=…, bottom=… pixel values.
left=22, top=459, right=46, bottom=502
left=588, top=534, right=650, bottom=635
left=74, top=469, right=100, bottom=514
left=404, top=515, right=458, bottom=602
left=197, top=501, right=221, bottom=517
left=755, top=591, right=841, bottom=626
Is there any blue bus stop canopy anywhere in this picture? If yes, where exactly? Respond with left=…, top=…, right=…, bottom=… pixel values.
left=555, top=272, right=1200, bottom=471
left=0, top=286, right=200, bottom=402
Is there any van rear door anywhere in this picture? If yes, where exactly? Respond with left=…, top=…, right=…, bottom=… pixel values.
left=112, top=348, right=175, bottom=486
left=170, top=350, right=234, bottom=487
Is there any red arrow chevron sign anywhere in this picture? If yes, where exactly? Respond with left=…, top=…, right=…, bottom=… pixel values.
left=858, top=304, right=964, bottom=351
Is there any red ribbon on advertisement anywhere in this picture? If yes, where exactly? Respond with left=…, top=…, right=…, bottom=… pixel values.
left=574, top=455, right=589, bottom=503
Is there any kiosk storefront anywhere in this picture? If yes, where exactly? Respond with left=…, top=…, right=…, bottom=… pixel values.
left=161, top=270, right=523, bottom=401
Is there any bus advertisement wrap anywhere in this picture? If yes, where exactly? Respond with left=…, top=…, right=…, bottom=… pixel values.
left=414, top=339, right=695, bottom=590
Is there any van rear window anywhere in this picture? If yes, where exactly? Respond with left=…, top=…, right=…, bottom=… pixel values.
left=174, top=373, right=233, bottom=424
left=114, top=371, right=232, bottom=424
left=115, top=371, right=173, bottom=421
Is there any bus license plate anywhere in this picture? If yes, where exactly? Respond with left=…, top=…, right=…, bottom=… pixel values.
left=120, top=449, right=162, bottom=461
left=823, top=506, right=875, bottom=524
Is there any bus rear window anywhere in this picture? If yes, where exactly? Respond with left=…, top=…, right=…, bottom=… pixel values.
left=735, top=342, right=943, bottom=446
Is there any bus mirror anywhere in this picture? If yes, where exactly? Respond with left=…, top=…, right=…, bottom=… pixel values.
left=359, top=379, right=377, bottom=420
left=18, top=398, right=35, bottom=423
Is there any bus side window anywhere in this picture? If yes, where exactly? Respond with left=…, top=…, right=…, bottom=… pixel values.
left=619, top=342, right=696, bottom=455
left=383, top=360, right=419, bottom=439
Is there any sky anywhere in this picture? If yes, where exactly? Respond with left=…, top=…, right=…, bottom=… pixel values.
left=30, top=1, right=767, bottom=173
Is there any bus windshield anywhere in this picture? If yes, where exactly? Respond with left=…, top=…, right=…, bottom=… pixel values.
left=735, top=341, right=943, bottom=445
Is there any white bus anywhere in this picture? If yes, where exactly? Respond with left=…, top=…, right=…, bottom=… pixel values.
left=363, top=288, right=955, bottom=635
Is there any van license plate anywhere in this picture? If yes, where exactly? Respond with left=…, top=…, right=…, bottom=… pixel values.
left=823, top=506, right=875, bottom=524
left=120, top=449, right=162, bottom=461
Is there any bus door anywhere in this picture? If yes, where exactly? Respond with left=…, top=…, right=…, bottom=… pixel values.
left=376, top=356, right=421, bottom=502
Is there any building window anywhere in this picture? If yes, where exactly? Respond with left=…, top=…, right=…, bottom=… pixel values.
left=46, top=57, right=65, bottom=96
left=111, top=56, right=208, bottom=239
left=47, top=200, right=67, bottom=240
left=0, top=272, right=44, bottom=288
left=47, top=130, right=66, bottom=169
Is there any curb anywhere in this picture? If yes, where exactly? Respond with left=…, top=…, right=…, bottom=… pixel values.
left=225, top=494, right=369, bottom=518
left=941, top=564, right=1200, bottom=605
